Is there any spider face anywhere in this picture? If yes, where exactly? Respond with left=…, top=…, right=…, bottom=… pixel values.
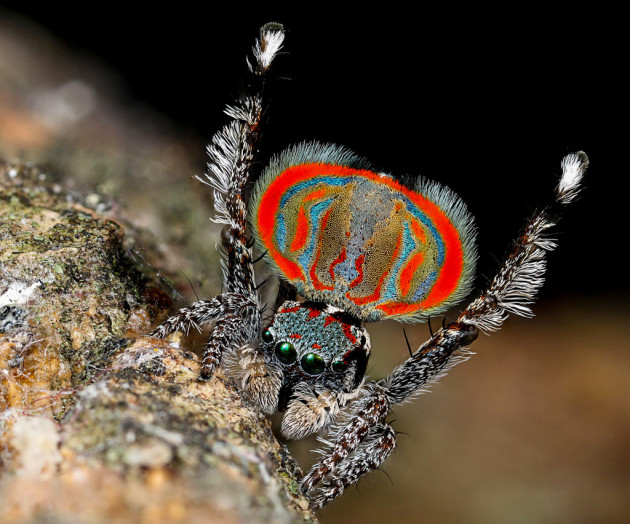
left=258, top=300, right=370, bottom=438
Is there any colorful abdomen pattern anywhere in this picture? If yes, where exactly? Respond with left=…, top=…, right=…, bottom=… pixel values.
left=250, top=142, right=477, bottom=323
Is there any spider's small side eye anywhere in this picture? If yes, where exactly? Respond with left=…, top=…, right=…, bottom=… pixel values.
left=275, top=341, right=297, bottom=364
left=261, top=328, right=274, bottom=343
left=301, top=353, right=325, bottom=375
left=331, top=360, right=348, bottom=373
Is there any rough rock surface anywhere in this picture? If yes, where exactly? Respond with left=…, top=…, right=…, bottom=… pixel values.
left=0, top=161, right=314, bottom=523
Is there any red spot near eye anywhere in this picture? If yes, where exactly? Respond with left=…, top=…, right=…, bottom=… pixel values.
left=279, top=305, right=302, bottom=314
left=341, top=323, right=357, bottom=345
left=312, top=343, right=322, bottom=349
left=323, top=316, right=358, bottom=345
left=290, top=334, right=302, bottom=339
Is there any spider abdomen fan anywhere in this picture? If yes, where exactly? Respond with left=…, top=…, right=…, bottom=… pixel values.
left=250, top=142, right=477, bottom=322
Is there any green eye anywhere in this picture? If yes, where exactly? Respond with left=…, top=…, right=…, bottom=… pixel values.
left=261, top=328, right=274, bottom=343
left=275, top=342, right=297, bottom=364
left=331, top=360, right=348, bottom=373
left=301, top=353, right=325, bottom=375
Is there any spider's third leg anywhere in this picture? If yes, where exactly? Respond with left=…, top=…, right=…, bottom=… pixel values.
left=148, top=24, right=284, bottom=378
left=300, top=385, right=390, bottom=494
left=200, top=302, right=261, bottom=379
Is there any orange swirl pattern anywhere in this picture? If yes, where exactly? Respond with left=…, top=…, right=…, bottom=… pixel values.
left=253, top=163, right=467, bottom=322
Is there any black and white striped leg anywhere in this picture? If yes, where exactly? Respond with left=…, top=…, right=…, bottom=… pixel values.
left=310, top=422, right=397, bottom=509
left=300, top=324, right=475, bottom=506
left=150, top=296, right=233, bottom=339
left=300, top=152, right=587, bottom=507
left=150, top=293, right=260, bottom=377
left=150, top=24, right=285, bottom=378
left=200, top=305, right=261, bottom=379
left=300, top=388, right=390, bottom=493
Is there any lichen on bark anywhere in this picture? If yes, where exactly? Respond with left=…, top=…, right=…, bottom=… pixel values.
left=0, top=161, right=314, bottom=523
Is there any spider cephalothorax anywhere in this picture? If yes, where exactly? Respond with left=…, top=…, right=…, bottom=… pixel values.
left=251, top=300, right=370, bottom=439
left=150, top=24, right=587, bottom=509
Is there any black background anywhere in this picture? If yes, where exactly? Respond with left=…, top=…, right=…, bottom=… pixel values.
left=1, top=5, right=624, bottom=300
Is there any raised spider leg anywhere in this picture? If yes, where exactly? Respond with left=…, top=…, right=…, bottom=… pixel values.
left=301, top=152, right=588, bottom=508
left=149, top=24, right=285, bottom=376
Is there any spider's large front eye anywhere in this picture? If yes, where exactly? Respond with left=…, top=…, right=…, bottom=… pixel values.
left=300, top=353, right=325, bottom=375
left=275, top=341, right=297, bottom=364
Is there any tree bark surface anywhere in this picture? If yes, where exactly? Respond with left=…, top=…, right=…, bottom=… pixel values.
left=0, top=161, right=314, bottom=523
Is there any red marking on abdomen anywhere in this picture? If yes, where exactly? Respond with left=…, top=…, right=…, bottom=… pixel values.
left=410, top=218, right=426, bottom=244
left=290, top=206, right=309, bottom=252
left=329, top=246, right=347, bottom=281
left=291, top=187, right=332, bottom=253
left=255, top=163, right=465, bottom=313
left=376, top=301, right=422, bottom=317
left=349, top=254, right=365, bottom=288
left=399, top=252, right=424, bottom=297
left=347, top=230, right=403, bottom=306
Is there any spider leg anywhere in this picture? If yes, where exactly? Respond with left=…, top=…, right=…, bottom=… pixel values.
left=309, top=422, right=397, bottom=510
left=300, top=386, right=390, bottom=494
left=150, top=296, right=235, bottom=338
left=149, top=24, right=285, bottom=377
left=238, top=344, right=283, bottom=414
left=150, top=293, right=261, bottom=377
left=301, top=152, right=587, bottom=507
left=200, top=302, right=261, bottom=378
left=301, top=325, right=474, bottom=502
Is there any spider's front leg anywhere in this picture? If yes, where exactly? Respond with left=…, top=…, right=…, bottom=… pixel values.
left=149, top=24, right=285, bottom=377
left=301, top=322, right=478, bottom=509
